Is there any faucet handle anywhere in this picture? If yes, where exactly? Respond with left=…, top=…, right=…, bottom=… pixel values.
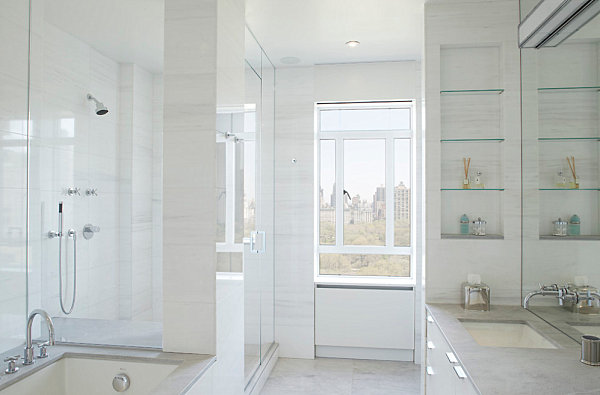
left=36, top=341, right=50, bottom=358
left=4, top=355, right=20, bottom=374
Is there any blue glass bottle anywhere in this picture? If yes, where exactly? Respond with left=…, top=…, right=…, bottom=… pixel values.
left=460, top=214, right=470, bottom=235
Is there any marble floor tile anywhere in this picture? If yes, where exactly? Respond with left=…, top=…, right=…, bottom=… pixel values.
left=260, top=357, right=420, bottom=395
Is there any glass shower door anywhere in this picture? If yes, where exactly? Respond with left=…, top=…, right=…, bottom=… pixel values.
left=244, top=61, right=261, bottom=382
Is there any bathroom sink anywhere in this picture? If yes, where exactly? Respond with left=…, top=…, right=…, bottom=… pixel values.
left=460, top=320, right=557, bottom=349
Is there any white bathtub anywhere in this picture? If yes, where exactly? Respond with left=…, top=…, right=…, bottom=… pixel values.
left=0, top=356, right=178, bottom=395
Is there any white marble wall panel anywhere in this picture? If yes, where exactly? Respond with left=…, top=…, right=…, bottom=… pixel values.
left=273, top=67, right=316, bottom=359
left=440, top=46, right=501, bottom=90
left=425, top=0, right=522, bottom=305
left=162, top=0, right=218, bottom=355
left=441, top=95, right=502, bottom=139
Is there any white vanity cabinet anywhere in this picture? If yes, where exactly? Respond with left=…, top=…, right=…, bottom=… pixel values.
left=425, top=314, right=479, bottom=395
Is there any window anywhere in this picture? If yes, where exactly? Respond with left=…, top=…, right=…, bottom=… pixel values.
left=316, top=102, right=414, bottom=280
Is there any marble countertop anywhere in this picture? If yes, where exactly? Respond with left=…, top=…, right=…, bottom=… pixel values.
left=529, top=305, right=600, bottom=342
left=427, top=304, right=600, bottom=395
left=0, top=343, right=215, bottom=394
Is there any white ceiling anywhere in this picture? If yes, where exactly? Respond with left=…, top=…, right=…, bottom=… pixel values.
left=44, top=0, right=164, bottom=73
left=245, top=0, right=425, bottom=67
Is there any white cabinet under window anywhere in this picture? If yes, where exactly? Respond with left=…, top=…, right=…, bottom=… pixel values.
left=315, top=286, right=415, bottom=361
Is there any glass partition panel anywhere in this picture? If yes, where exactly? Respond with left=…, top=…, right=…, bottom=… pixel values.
left=0, top=0, right=30, bottom=353
left=27, top=0, right=164, bottom=347
left=521, top=0, right=600, bottom=342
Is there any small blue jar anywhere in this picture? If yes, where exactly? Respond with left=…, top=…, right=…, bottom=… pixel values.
left=460, top=214, right=470, bottom=235
left=569, top=214, right=580, bottom=236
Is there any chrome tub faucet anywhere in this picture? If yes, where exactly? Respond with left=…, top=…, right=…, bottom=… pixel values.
left=23, top=309, right=55, bottom=365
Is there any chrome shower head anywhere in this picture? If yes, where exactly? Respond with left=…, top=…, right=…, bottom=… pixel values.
left=86, top=94, right=109, bottom=116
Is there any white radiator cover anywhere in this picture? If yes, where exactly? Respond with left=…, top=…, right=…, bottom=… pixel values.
left=315, top=287, right=415, bottom=350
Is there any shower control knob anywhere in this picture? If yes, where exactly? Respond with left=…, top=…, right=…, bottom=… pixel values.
left=112, top=373, right=130, bottom=392
left=83, top=224, right=100, bottom=240
left=85, top=188, right=98, bottom=196
left=66, top=187, right=81, bottom=196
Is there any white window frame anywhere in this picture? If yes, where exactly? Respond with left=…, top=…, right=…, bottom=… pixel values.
left=315, top=101, right=416, bottom=286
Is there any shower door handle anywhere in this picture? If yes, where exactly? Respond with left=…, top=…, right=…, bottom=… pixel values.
left=249, top=231, right=258, bottom=254
left=249, top=231, right=266, bottom=254
left=257, top=231, right=266, bottom=254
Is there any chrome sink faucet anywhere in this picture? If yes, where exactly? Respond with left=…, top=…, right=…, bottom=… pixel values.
left=523, top=284, right=600, bottom=308
left=24, top=309, right=55, bottom=365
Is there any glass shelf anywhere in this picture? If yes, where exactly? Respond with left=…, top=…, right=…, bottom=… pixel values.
left=540, top=235, right=600, bottom=241
left=441, top=138, right=505, bottom=142
left=538, top=86, right=600, bottom=92
left=538, top=137, right=600, bottom=141
left=440, top=89, right=504, bottom=95
left=441, top=188, right=504, bottom=191
left=442, top=234, right=504, bottom=240
left=538, top=188, right=600, bottom=191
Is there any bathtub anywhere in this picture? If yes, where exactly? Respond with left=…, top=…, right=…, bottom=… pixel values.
left=0, top=346, right=215, bottom=395
left=0, top=356, right=177, bottom=395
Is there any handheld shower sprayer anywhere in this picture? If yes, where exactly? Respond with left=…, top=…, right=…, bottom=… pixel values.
left=86, top=94, right=109, bottom=116
left=48, top=201, right=77, bottom=315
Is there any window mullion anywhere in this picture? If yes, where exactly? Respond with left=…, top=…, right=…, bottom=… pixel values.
left=385, top=136, right=394, bottom=248
left=335, top=136, right=344, bottom=247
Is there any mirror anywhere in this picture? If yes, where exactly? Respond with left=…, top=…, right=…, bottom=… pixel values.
left=521, top=0, right=600, bottom=341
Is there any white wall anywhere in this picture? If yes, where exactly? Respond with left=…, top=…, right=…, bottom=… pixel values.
left=274, top=61, right=423, bottom=359
left=162, top=0, right=218, bottom=354
left=424, top=0, right=521, bottom=305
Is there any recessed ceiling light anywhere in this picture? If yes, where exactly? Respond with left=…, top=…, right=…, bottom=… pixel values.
left=280, top=56, right=301, bottom=65
left=345, top=40, right=360, bottom=47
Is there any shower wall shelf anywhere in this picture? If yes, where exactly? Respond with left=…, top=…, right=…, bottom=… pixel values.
left=440, top=89, right=504, bottom=95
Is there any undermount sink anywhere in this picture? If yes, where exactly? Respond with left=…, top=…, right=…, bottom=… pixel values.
left=460, top=320, right=557, bottom=349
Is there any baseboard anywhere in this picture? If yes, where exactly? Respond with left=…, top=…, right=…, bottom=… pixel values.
left=245, top=343, right=279, bottom=395
left=315, top=345, right=414, bottom=361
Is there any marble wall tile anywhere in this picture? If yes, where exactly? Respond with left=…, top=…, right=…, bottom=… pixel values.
left=273, top=67, right=316, bottom=359
left=162, top=0, right=218, bottom=355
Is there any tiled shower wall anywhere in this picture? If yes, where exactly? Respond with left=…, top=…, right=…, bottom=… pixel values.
left=0, top=0, right=30, bottom=353
left=27, top=16, right=163, bottom=324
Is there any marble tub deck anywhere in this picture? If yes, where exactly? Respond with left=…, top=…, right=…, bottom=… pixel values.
left=427, top=304, right=600, bottom=395
left=259, top=357, right=420, bottom=395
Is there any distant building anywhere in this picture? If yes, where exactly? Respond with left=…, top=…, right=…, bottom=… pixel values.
left=373, top=185, right=386, bottom=220
left=394, top=182, right=410, bottom=220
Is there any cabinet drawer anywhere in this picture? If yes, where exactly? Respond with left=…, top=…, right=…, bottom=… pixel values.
left=426, top=314, right=479, bottom=395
